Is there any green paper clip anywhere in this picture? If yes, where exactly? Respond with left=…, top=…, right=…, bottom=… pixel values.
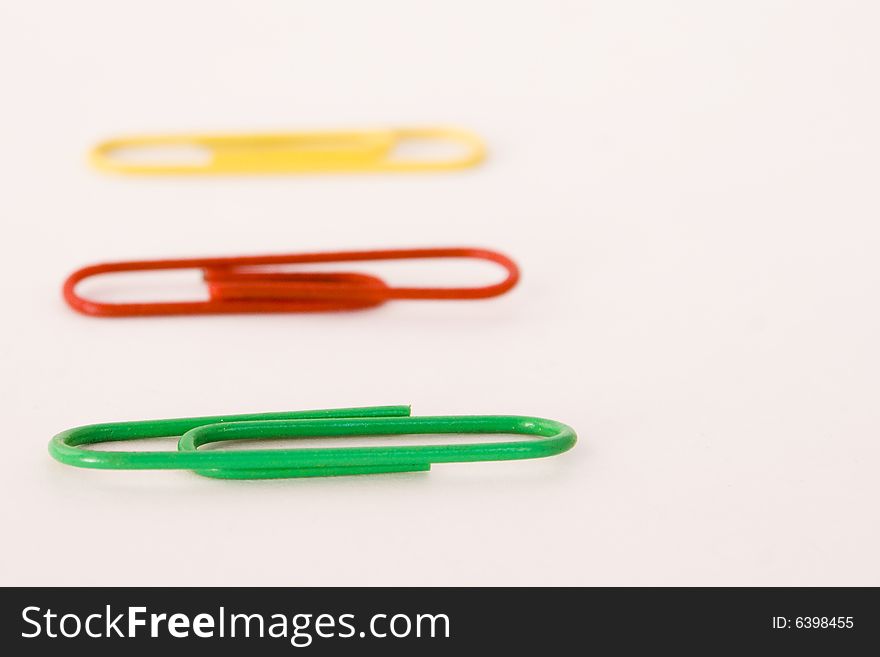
left=49, top=406, right=577, bottom=480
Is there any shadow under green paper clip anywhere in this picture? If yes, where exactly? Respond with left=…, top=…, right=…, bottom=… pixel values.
left=49, top=406, right=577, bottom=480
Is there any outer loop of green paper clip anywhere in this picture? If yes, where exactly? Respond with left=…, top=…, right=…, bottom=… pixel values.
left=48, top=406, right=576, bottom=480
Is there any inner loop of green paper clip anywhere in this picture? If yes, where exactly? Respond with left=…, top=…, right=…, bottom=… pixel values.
left=48, top=406, right=576, bottom=480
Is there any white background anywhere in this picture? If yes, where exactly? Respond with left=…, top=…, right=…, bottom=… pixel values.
left=1, top=1, right=878, bottom=585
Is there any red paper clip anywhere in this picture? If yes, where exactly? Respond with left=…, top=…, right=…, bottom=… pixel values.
left=63, top=248, right=520, bottom=317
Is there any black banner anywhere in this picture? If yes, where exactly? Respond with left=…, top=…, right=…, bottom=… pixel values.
left=1, top=587, right=877, bottom=654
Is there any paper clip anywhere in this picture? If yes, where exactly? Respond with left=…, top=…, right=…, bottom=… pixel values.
left=48, top=406, right=577, bottom=479
left=63, top=247, right=519, bottom=317
left=90, top=127, right=485, bottom=174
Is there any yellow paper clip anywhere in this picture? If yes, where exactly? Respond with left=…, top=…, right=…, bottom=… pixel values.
left=90, top=127, right=485, bottom=175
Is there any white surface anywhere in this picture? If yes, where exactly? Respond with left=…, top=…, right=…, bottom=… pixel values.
left=1, top=1, right=878, bottom=586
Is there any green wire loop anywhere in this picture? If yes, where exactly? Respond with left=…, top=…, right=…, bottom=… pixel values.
left=48, top=406, right=576, bottom=479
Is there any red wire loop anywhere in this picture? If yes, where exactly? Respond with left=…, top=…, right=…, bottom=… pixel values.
left=63, top=248, right=520, bottom=317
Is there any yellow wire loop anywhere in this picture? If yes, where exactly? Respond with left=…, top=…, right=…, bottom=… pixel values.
left=90, top=127, right=485, bottom=174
